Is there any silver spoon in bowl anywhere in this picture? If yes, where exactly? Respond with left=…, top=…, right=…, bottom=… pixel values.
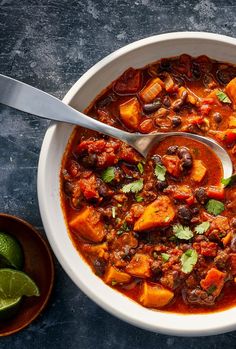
left=0, top=74, right=232, bottom=178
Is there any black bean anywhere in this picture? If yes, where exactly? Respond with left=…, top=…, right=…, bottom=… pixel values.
left=152, top=154, right=163, bottom=165
left=98, top=181, right=112, bottom=198
left=143, top=99, right=161, bottom=113
left=64, top=181, right=74, bottom=196
left=213, top=112, right=223, bottom=124
left=172, top=99, right=184, bottom=111
left=177, top=205, right=193, bottom=222
left=81, top=153, right=97, bottom=167
left=216, top=69, right=232, bottom=84
left=167, top=145, right=179, bottom=155
left=195, top=187, right=208, bottom=205
left=162, top=96, right=171, bottom=108
left=191, top=206, right=200, bottom=215
left=93, top=258, right=106, bottom=276
left=177, top=147, right=193, bottom=169
left=192, top=63, right=201, bottom=80
left=172, top=115, right=182, bottom=128
left=156, top=180, right=168, bottom=191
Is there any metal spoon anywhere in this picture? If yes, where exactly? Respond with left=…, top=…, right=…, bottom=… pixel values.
left=0, top=74, right=232, bottom=178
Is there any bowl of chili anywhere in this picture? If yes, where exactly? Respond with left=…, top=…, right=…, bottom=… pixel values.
left=38, top=32, right=236, bottom=336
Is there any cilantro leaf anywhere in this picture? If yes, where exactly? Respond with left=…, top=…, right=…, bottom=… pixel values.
left=216, top=90, right=231, bottom=104
left=137, top=162, right=144, bottom=174
left=206, top=199, right=225, bottom=216
left=135, top=194, right=143, bottom=202
left=117, top=221, right=130, bottom=235
left=161, top=253, right=170, bottom=262
left=221, top=174, right=236, bottom=187
left=154, top=163, right=166, bottom=182
left=101, top=167, right=115, bottom=183
left=173, top=224, right=193, bottom=240
left=122, top=179, right=143, bottom=194
left=180, top=249, right=198, bottom=273
left=194, top=221, right=210, bottom=235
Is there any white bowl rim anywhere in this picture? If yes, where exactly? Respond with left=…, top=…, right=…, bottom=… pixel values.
left=38, top=31, right=236, bottom=337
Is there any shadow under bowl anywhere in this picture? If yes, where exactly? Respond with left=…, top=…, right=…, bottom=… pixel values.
left=0, top=213, right=55, bottom=336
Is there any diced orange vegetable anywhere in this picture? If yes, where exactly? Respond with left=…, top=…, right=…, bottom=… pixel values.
left=139, top=78, right=163, bottom=103
left=162, top=155, right=181, bottom=177
left=134, top=196, right=175, bottom=231
left=69, top=206, right=105, bottom=243
left=224, top=129, right=236, bottom=145
left=222, top=232, right=232, bottom=247
left=200, top=268, right=226, bottom=297
left=210, top=216, right=229, bottom=233
left=178, top=86, right=198, bottom=105
left=225, top=77, right=236, bottom=105
left=119, top=97, right=141, bottom=130
left=104, top=265, right=131, bottom=285
left=206, top=186, right=225, bottom=200
left=173, top=185, right=192, bottom=200
left=126, top=253, right=151, bottom=278
left=229, top=116, right=236, bottom=128
left=140, top=282, right=174, bottom=308
left=191, top=160, right=207, bottom=182
left=82, top=242, right=108, bottom=258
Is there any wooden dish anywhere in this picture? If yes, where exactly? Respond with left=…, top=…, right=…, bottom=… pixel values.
left=0, top=213, right=55, bottom=336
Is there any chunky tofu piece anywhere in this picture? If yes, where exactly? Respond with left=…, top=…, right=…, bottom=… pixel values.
left=126, top=253, right=151, bottom=278
left=139, top=77, right=163, bottom=103
left=140, top=282, right=174, bottom=308
left=225, top=77, right=236, bottom=105
left=119, top=97, right=141, bottom=130
left=69, top=206, right=105, bottom=243
left=191, top=160, right=207, bottom=182
left=134, top=196, right=175, bottom=231
left=200, top=268, right=226, bottom=297
left=104, top=265, right=131, bottom=285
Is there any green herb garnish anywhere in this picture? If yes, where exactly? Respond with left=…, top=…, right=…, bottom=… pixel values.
left=101, top=167, right=115, bottom=183
left=207, top=284, right=217, bottom=295
left=135, top=194, right=143, bottom=202
left=154, top=163, right=166, bottom=181
left=117, top=221, right=130, bottom=235
left=194, top=221, right=210, bottom=235
left=161, top=253, right=170, bottom=262
left=206, top=199, right=225, bottom=216
left=221, top=174, right=236, bottom=187
left=173, top=224, right=193, bottom=240
left=122, top=179, right=143, bottom=194
left=111, top=281, right=117, bottom=286
left=180, top=249, right=198, bottom=273
left=216, top=90, right=231, bottom=104
left=137, top=162, right=144, bottom=174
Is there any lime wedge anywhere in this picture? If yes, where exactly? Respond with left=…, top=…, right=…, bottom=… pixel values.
left=0, top=296, right=21, bottom=320
left=0, top=232, right=24, bottom=269
left=0, top=269, right=40, bottom=298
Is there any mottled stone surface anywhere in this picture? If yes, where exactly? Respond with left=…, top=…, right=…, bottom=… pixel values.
left=1, top=0, right=236, bottom=347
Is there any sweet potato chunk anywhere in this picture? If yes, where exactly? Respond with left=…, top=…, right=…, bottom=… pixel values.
left=104, top=265, right=131, bottom=285
left=191, top=160, right=207, bottom=182
left=69, top=206, right=105, bottom=243
left=225, top=77, right=236, bottom=105
left=162, top=155, right=181, bottom=177
left=200, top=268, right=226, bottom=297
left=119, top=97, right=141, bottom=130
left=140, top=282, right=174, bottom=308
left=229, top=116, right=236, bottom=128
left=139, top=78, right=163, bottom=103
left=134, top=196, right=175, bottom=231
left=126, top=253, right=151, bottom=278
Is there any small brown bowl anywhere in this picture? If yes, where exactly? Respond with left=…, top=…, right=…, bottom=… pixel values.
left=0, top=213, right=55, bottom=336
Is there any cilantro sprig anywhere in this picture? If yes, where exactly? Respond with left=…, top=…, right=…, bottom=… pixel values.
left=194, top=221, right=210, bottom=235
left=122, top=179, right=143, bottom=194
left=221, top=174, right=236, bottom=187
left=154, top=163, right=166, bottom=182
left=101, top=167, right=115, bottom=183
left=206, top=199, right=225, bottom=216
left=216, top=90, right=231, bottom=104
left=173, top=224, right=193, bottom=240
left=180, top=249, right=198, bottom=273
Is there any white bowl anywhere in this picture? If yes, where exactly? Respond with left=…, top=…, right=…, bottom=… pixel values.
left=38, top=32, right=236, bottom=336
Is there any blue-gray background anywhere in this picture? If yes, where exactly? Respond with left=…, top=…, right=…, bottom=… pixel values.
left=1, top=0, right=236, bottom=347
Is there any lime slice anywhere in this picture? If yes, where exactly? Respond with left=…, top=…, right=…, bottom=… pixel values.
left=0, top=232, right=24, bottom=269
left=0, top=269, right=40, bottom=298
left=0, top=296, right=21, bottom=320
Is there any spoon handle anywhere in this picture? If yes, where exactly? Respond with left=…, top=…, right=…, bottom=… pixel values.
left=0, top=74, right=131, bottom=141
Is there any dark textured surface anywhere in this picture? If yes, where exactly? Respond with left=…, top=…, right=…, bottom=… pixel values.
left=1, top=0, right=236, bottom=347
